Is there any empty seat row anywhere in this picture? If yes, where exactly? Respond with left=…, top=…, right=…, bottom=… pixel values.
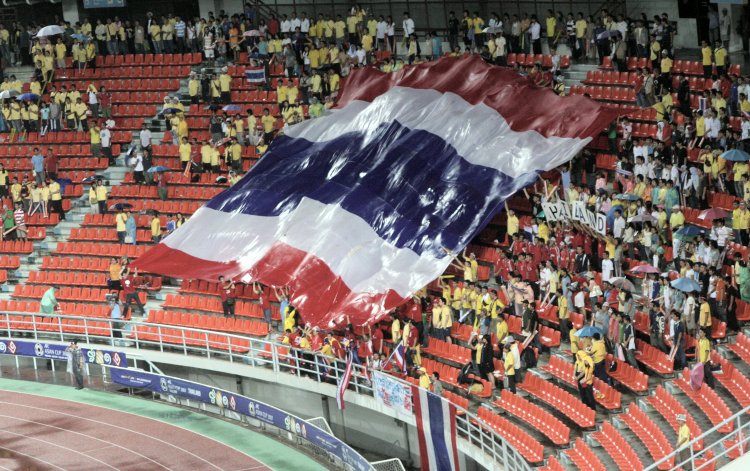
left=69, top=228, right=152, bottom=243
left=12, top=284, right=146, bottom=304
left=0, top=255, right=21, bottom=270
left=149, top=310, right=269, bottom=337
left=619, top=405, right=674, bottom=470
left=518, top=373, right=595, bottom=428
left=180, top=279, right=275, bottom=302
left=162, top=294, right=280, bottom=321
left=673, top=367, right=734, bottom=433
left=605, top=353, right=649, bottom=393
left=109, top=185, right=223, bottom=201
left=475, top=407, right=544, bottom=463
left=0, top=241, right=33, bottom=254
left=423, top=336, right=472, bottom=364
left=495, top=390, right=570, bottom=446
left=541, top=355, right=622, bottom=410
left=0, top=157, right=108, bottom=171
left=647, top=386, right=704, bottom=451
left=132, top=325, right=251, bottom=353
left=591, top=421, right=644, bottom=471
left=635, top=339, right=674, bottom=375
left=54, top=242, right=148, bottom=258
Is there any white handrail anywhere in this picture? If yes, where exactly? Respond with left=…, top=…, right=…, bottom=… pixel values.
left=0, top=311, right=534, bottom=471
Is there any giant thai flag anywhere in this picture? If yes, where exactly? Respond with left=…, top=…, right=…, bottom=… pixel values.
left=412, top=385, right=460, bottom=471
left=132, top=55, right=618, bottom=328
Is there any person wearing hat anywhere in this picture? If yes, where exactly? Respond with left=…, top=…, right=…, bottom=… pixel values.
left=675, top=414, right=691, bottom=465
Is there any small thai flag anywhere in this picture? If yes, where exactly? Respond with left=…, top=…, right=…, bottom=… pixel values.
left=393, top=342, right=407, bottom=374
left=245, top=66, right=266, bottom=84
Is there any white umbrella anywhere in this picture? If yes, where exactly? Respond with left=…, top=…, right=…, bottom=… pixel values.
left=0, top=89, right=19, bottom=100
left=482, top=26, right=503, bottom=34
left=36, top=25, right=65, bottom=38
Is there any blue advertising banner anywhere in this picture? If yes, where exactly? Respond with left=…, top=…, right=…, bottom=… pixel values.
left=83, top=0, right=126, bottom=9
left=111, top=368, right=372, bottom=471
left=0, top=339, right=127, bottom=367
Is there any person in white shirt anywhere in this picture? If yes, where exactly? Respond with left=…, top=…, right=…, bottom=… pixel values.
left=299, top=14, right=309, bottom=34
left=710, top=219, right=732, bottom=248
left=741, top=116, right=750, bottom=140
left=494, top=34, right=507, bottom=65
left=601, top=258, right=614, bottom=282
left=529, top=16, right=541, bottom=53
left=139, top=124, right=152, bottom=151
left=280, top=15, right=291, bottom=33
left=402, top=12, right=415, bottom=39
left=612, top=210, right=626, bottom=238
left=289, top=13, right=301, bottom=31
left=376, top=16, right=387, bottom=49
left=100, top=124, right=113, bottom=164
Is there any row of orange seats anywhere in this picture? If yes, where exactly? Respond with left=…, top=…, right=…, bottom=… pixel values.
left=95, top=52, right=202, bottom=68
left=507, top=52, right=570, bottom=69
left=41, top=255, right=113, bottom=272
left=180, top=279, right=278, bottom=302
left=0, top=241, right=33, bottom=254
left=82, top=213, right=171, bottom=229
left=495, top=389, right=571, bottom=446
left=541, top=355, right=621, bottom=410
left=600, top=56, right=741, bottom=76
left=620, top=405, right=674, bottom=470
left=59, top=78, right=180, bottom=92
left=518, top=373, right=595, bottom=428
left=565, top=438, right=606, bottom=470
left=27, top=270, right=108, bottom=287
left=584, top=70, right=640, bottom=86
left=712, top=354, right=750, bottom=409
left=107, top=199, right=203, bottom=216
left=54, top=241, right=148, bottom=258
left=0, top=157, right=108, bottom=171
left=1, top=316, right=112, bottom=336
left=111, top=104, right=158, bottom=117
left=149, top=310, right=269, bottom=338
left=635, top=339, right=674, bottom=375
left=0, top=145, right=120, bottom=159
left=569, top=84, right=637, bottom=103
left=89, top=65, right=192, bottom=80
left=0, top=131, right=129, bottom=145
left=604, top=353, right=649, bottom=393
left=69, top=228, right=152, bottom=243
left=108, top=90, right=183, bottom=104
left=0, top=255, right=20, bottom=270
left=12, top=284, right=146, bottom=304
left=109, top=185, right=222, bottom=201
left=475, top=407, right=544, bottom=463
left=727, top=332, right=750, bottom=364
left=648, top=386, right=704, bottom=451
left=151, top=144, right=261, bottom=160
left=673, top=367, right=734, bottom=433
left=121, top=171, right=234, bottom=187
left=132, top=325, right=251, bottom=353
left=591, top=422, right=645, bottom=470
left=162, top=294, right=281, bottom=321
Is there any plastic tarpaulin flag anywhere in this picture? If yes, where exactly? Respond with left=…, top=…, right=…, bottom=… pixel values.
left=690, top=362, right=704, bottom=390
left=131, top=55, right=619, bottom=328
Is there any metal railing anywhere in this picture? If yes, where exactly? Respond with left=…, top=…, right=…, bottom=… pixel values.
left=0, top=311, right=532, bottom=471
left=644, top=404, right=750, bottom=471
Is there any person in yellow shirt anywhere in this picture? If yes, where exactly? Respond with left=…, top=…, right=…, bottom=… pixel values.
left=209, top=144, right=221, bottom=173
left=324, top=15, right=334, bottom=39
left=200, top=139, right=213, bottom=172
left=334, top=15, right=346, bottom=45
left=150, top=21, right=162, bottom=54
left=261, top=108, right=276, bottom=142
left=276, top=79, right=288, bottom=104
left=346, top=13, right=359, bottom=43
left=219, top=68, right=232, bottom=103
left=151, top=214, right=162, bottom=243
left=89, top=121, right=101, bottom=157
left=188, top=72, right=200, bottom=104
left=179, top=137, right=192, bottom=170
left=701, top=40, right=713, bottom=78
left=591, top=333, right=608, bottom=383
left=233, top=114, right=244, bottom=145
left=660, top=51, right=673, bottom=76
left=115, top=210, right=128, bottom=244
left=224, top=137, right=242, bottom=172
left=310, top=70, right=323, bottom=98
left=676, top=414, right=691, bottom=464
left=696, top=329, right=715, bottom=389
left=47, top=179, right=64, bottom=220
left=733, top=200, right=750, bottom=245
left=328, top=69, right=340, bottom=94
left=714, top=40, right=728, bottom=75
left=418, top=367, right=432, bottom=390
left=95, top=180, right=108, bottom=214
left=574, top=350, right=595, bottom=409
left=503, top=343, right=516, bottom=393
left=54, top=38, right=66, bottom=69
left=496, top=314, right=508, bottom=345
left=74, top=98, right=89, bottom=132
left=361, top=33, right=373, bottom=53
left=698, top=296, right=712, bottom=335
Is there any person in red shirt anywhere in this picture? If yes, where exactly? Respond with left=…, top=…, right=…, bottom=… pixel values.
left=309, top=326, right=323, bottom=351
left=97, top=85, right=113, bottom=119
left=253, top=282, right=272, bottom=325
left=45, top=148, right=59, bottom=180
left=121, top=267, right=145, bottom=318
left=218, top=275, right=236, bottom=317
left=267, top=15, right=280, bottom=36
left=370, top=324, right=384, bottom=354
left=157, top=171, right=169, bottom=201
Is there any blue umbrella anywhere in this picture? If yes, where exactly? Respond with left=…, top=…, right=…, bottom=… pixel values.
left=71, top=33, right=92, bottom=41
left=670, top=277, right=701, bottom=292
left=162, top=107, right=182, bottom=114
left=606, top=205, right=624, bottom=231
left=675, top=226, right=706, bottom=239
left=56, top=178, right=72, bottom=195
left=82, top=174, right=105, bottom=183
left=16, top=93, right=40, bottom=101
left=614, top=193, right=640, bottom=201
left=575, top=325, right=603, bottom=338
left=222, top=104, right=241, bottom=112
left=147, top=166, right=170, bottom=173
left=110, top=202, right=133, bottom=211
left=720, top=149, right=750, bottom=162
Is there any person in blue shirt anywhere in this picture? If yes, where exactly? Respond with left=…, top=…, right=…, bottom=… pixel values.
left=30, top=147, right=44, bottom=185
left=430, top=31, right=442, bottom=60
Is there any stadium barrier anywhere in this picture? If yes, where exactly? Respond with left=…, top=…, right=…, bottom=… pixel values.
left=0, top=311, right=533, bottom=471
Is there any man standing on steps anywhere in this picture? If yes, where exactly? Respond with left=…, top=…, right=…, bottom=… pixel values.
left=47, top=178, right=64, bottom=221
left=65, top=341, right=85, bottom=389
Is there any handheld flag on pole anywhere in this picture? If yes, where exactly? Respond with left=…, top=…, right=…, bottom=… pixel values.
left=336, top=348, right=354, bottom=410
left=245, top=66, right=266, bottom=85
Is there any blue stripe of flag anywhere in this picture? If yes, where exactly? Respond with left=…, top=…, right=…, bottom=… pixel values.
left=207, top=120, right=536, bottom=257
left=425, top=390, right=453, bottom=471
